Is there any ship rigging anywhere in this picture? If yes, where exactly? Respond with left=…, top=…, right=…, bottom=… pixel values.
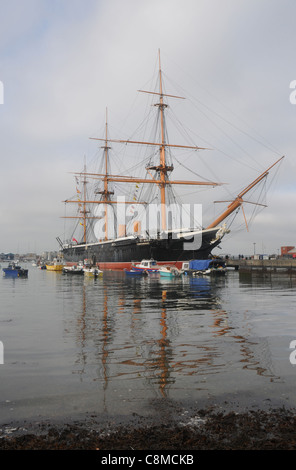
left=58, top=52, right=284, bottom=269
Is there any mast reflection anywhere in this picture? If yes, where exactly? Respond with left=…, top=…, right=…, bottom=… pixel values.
left=66, top=271, right=279, bottom=406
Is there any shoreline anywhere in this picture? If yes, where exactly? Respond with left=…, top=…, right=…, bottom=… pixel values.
left=1, top=405, right=296, bottom=450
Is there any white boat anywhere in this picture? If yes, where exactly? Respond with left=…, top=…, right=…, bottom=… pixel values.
left=63, top=261, right=84, bottom=275
left=131, top=259, right=160, bottom=273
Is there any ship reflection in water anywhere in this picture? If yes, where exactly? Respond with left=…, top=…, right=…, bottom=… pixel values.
left=62, top=271, right=280, bottom=406
left=1, top=267, right=296, bottom=424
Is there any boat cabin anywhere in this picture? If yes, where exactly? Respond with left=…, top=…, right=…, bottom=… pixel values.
left=132, top=259, right=160, bottom=272
left=137, top=259, right=157, bottom=268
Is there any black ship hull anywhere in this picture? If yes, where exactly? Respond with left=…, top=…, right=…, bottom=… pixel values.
left=61, top=227, right=224, bottom=270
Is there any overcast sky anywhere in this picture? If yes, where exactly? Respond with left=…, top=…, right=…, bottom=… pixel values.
left=0, top=0, right=295, bottom=256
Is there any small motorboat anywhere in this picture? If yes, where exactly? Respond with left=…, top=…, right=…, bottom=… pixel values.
left=131, top=259, right=160, bottom=273
left=159, top=265, right=181, bottom=278
left=124, top=269, right=143, bottom=277
left=181, top=259, right=227, bottom=276
left=63, top=261, right=84, bottom=275
left=83, top=266, right=103, bottom=278
left=3, top=263, right=28, bottom=278
left=46, top=257, right=64, bottom=271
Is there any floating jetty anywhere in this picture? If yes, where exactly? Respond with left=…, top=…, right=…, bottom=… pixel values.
left=226, top=258, right=296, bottom=274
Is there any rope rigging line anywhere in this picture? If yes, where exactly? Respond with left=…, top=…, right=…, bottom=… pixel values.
left=163, top=68, right=282, bottom=157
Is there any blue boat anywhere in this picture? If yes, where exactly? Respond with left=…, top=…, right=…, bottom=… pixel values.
left=181, top=259, right=226, bottom=276
left=2, top=263, right=28, bottom=278
left=124, top=269, right=144, bottom=277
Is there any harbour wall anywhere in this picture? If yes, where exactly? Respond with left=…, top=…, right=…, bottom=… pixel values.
left=225, top=258, right=296, bottom=274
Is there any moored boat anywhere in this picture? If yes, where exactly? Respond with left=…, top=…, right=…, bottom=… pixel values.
left=181, top=259, right=227, bottom=276
left=124, top=269, right=143, bottom=277
left=131, top=259, right=160, bottom=273
left=83, top=266, right=103, bottom=277
left=63, top=261, right=84, bottom=275
left=46, top=257, right=64, bottom=271
left=159, top=265, right=181, bottom=278
left=3, top=263, right=28, bottom=278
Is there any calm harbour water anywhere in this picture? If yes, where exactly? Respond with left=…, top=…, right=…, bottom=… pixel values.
left=0, top=263, right=296, bottom=426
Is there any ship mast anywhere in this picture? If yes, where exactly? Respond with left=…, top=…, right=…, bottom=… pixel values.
left=157, top=51, right=169, bottom=230
left=95, top=108, right=114, bottom=240
left=61, top=54, right=284, bottom=248
left=82, top=160, right=89, bottom=243
left=89, top=50, right=222, bottom=234
left=206, top=156, right=284, bottom=229
left=64, top=106, right=147, bottom=243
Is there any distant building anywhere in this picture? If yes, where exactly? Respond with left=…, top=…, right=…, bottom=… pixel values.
left=281, top=246, right=296, bottom=258
left=42, top=251, right=59, bottom=261
left=0, top=253, right=14, bottom=260
left=287, top=248, right=296, bottom=258
left=21, top=253, right=37, bottom=261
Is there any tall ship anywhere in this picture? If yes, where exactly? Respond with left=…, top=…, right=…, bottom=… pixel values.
left=57, top=52, right=284, bottom=270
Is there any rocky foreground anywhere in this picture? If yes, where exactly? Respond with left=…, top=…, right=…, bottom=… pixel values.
left=1, top=408, right=296, bottom=450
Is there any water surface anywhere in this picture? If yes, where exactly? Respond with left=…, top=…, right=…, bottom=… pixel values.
left=0, top=264, right=296, bottom=424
